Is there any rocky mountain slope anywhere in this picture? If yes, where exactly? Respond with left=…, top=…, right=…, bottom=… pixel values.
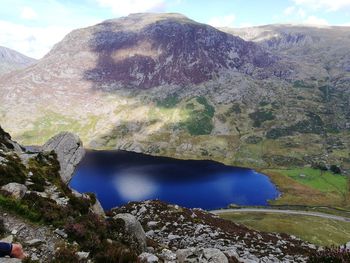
left=0, top=126, right=322, bottom=262
left=0, top=14, right=349, bottom=188
left=0, top=46, right=36, bottom=76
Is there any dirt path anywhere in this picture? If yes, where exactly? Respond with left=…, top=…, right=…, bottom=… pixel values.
left=211, top=208, right=350, bottom=222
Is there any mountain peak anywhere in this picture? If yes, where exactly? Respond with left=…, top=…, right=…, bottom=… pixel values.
left=0, top=46, right=36, bottom=75
left=44, top=13, right=284, bottom=89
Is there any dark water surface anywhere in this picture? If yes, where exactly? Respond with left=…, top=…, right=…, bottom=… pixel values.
left=70, top=151, right=280, bottom=210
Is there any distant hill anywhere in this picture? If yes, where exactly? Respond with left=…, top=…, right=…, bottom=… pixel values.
left=0, top=46, right=36, bottom=75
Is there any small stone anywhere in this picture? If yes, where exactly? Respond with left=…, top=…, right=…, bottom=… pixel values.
left=146, top=230, right=155, bottom=237
left=138, top=252, right=159, bottom=263
left=168, top=234, right=181, bottom=240
left=25, top=238, right=44, bottom=247
left=76, top=251, right=90, bottom=260
left=147, top=221, right=158, bottom=228
left=54, top=228, right=68, bottom=238
left=160, top=249, right=177, bottom=261
left=31, top=253, right=39, bottom=261
left=11, top=229, right=18, bottom=235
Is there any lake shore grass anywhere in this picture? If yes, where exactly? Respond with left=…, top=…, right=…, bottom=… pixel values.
left=220, top=212, right=350, bottom=247
left=260, top=168, right=349, bottom=209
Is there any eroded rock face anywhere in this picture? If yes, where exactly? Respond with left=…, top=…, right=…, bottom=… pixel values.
left=114, top=213, right=147, bottom=253
left=42, top=132, right=85, bottom=184
left=90, top=197, right=105, bottom=217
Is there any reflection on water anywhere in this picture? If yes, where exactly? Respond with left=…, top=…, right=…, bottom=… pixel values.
left=70, top=151, right=280, bottom=210
left=114, top=170, right=158, bottom=200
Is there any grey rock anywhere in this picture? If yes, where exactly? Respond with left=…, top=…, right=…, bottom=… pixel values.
left=176, top=248, right=196, bottom=262
left=0, top=259, right=22, bottom=263
left=138, top=252, right=159, bottom=263
left=90, top=198, right=105, bottom=217
left=54, top=228, right=67, bottom=238
left=160, top=249, right=177, bottom=261
left=42, top=132, right=85, bottom=184
left=345, top=241, right=350, bottom=250
left=1, top=183, right=27, bottom=199
left=203, top=248, right=228, bottom=263
left=76, top=251, right=90, bottom=260
left=114, top=213, right=147, bottom=252
left=25, top=238, right=44, bottom=247
left=147, top=221, right=159, bottom=228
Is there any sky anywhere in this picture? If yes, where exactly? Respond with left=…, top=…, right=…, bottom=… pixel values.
left=1, top=0, right=350, bottom=59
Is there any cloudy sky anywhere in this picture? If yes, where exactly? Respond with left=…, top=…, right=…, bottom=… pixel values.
left=1, top=0, right=350, bottom=59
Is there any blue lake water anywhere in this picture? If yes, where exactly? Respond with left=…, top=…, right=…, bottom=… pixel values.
left=70, top=151, right=280, bottom=210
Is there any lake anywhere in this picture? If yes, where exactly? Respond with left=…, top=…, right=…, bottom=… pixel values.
left=70, top=150, right=280, bottom=210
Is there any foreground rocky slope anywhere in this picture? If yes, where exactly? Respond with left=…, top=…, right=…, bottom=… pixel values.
left=0, top=126, right=325, bottom=262
left=0, top=46, right=36, bottom=76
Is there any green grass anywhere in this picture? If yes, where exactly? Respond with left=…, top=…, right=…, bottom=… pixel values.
left=182, top=96, right=215, bottom=135
left=221, top=212, right=350, bottom=246
left=273, top=167, right=348, bottom=194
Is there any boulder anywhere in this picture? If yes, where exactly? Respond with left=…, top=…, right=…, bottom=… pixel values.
left=138, top=252, right=159, bottom=263
left=114, top=213, right=147, bottom=253
left=1, top=183, right=27, bottom=199
left=176, top=248, right=196, bottom=262
left=203, top=248, right=228, bottom=263
left=42, top=132, right=85, bottom=184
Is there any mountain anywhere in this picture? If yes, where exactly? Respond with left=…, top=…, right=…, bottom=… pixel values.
left=0, top=46, right=36, bottom=75
left=222, top=24, right=350, bottom=78
left=0, top=14, right=349, bottom=188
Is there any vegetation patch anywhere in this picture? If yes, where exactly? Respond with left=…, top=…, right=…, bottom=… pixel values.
left=272, top=167, right=348, bottom=194
left=156, top=94, right=180, bottom=108
left=182, top=96, right=215, bottom=135
left=249, top=109, right=275, bottom=127
left=266, top=112, right=324, bottom=139
left=245, top=136, right=263, bottom=144
left=293, top=80, right=314, bottom=89
left=220, top=212, right=350, bottom=246
left=0, top=153, right=27, bottom=186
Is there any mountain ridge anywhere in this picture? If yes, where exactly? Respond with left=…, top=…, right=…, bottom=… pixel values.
left=0, top=46, right=36, bottom=76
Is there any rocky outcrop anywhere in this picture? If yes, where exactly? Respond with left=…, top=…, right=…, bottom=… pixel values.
left=114, top=200, right=316, bottom=263
left=90, top=197, right=105, bottom=217
left=1, top=183, right=27, bottom=199
left=42, top=132, right=85, bottom=184
left=114, top=213, right=147, bottom=253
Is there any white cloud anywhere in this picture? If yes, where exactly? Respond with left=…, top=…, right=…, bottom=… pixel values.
left=303, top=15, right=329, bottom=25
left=20, top=6, right=38, bottom=20
left=293, top=0, right=350, bottom=11
left=297, top=8, right=306, bottom=18
left=284, top=6, right=296, bottom=16
left=96, top=0, right=165, bottom=15
left=0, top=20, right=72, bottom=59
left=208, top=14, right=236, bottom=28
left=283, top=6, right=306, bottom=18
